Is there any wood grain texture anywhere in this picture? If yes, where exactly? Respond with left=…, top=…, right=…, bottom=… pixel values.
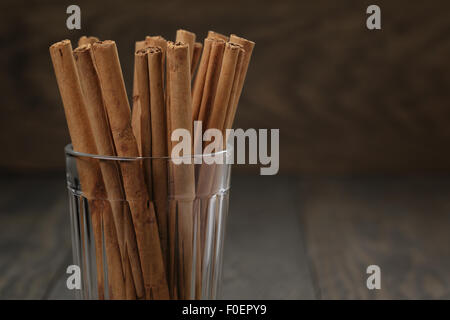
left=0, top=177, right=71, bottom=299
left=222, top=175, right=316, bottom=299
left=300, top=177, right=450, bottom=299
left=1, top=1, right=450, bottom=174
left=2, top=175, right=450, bottom=299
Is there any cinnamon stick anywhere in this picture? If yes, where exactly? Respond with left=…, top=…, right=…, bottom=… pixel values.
left=103, top=202, right=126, bottom=299
left=131, top=40, right=146, bottom=146
left=192, top=38, right=213, bottom=121
left=193, top=39, right=225, bottom=152
left=134, top=49, right=153, bottom=199
left=92, top=40, right=169, bottom=300
left=194, top=42, right=241, bottom=298
left=146, top=47, right=169, bottom=271
left=145, top=35, right=167, bottom=67
left=124, top=249, right=137, bottom=300
left=73, top=44, right=146, bottom=299
left=165, top=45, right=177, bottom=298
left=197, top=41, right=241, bottom=206
left=49, top=40, right=125, bottom=299
left=196, top=39, right=225, bottom=124
left=145, top=35, right=167, bottom=52
left=223, top=46, right=245, bottom=132
left=207, top=30, right=229, bottom=42
left=89, top=202, right=104, bottom=299
left=176, top=29, right=196, bottom=68
left=191, top=42, right=203, bottom=76
left=78, top=36, right=99, bottom=46
left=207, top=42, right=241, bottom=133
left=225, top=35, right=255, bottom=129
left=166, top=41, right=196, bottom=299
left=198, top=45, right=244, bottom=296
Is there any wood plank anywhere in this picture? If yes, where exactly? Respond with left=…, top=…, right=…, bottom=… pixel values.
left=300, top=177, right=450, bottom=299
left=0, top=177, right=71, bottom=299
left=221, top=175, right=316, bottom=299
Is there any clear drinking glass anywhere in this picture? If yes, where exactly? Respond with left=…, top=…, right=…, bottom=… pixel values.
left=65, top=144, right=231, bottom=300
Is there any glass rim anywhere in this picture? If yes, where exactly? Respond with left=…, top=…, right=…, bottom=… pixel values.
left=64, top=144, right=231, bottom=161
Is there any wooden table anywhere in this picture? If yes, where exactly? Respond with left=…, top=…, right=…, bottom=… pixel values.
left=1, top=174, right=450, bottom=299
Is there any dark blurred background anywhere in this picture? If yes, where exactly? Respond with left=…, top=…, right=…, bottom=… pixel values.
left=1, top=0, right=450, bottom=300
left=2, top=0, right=450, bottom=174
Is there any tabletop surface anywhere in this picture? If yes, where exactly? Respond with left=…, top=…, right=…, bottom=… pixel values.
left=1, top=174, right=450, bottom=299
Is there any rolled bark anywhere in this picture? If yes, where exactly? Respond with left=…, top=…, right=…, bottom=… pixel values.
left=176, top=29, right=196, bottom=68
left=49, top=40, right=125, bottom=299
left=197, top=39, right=225, bottom=125
left=145, top=35, right=168, bottom=51
left=192, top=38, right=214, bottom=121
left=194, top=39, right=225, bottom=152
left=147, top=47, right=169, bottom=271
left=73, top=44, right=146, bottom=299
left=78, top=36, right=99, bottom=46
left=131, top=40, right=147, bottom=146
left=223, top=46, right=245, bottom=131
left=165, top=44, right=176, bottom=298
left=166, top=41, right=195, bottom=299
left=191, top=42, right=203, bottom=76
left=207, top=42, right=241, bottom=133
left=194, top=43, right=242, bottom=298
left=145, top=35, right=167, bottom=69
left=134, top=49, right=153, bottom=199
left=225, top=34, right=255, bottom=128
left=92, top=40, right=169, bottom=300
left=102, top=201, right=126, bottom=299
left=124, top=247, right=137, bottom=300
left=207, top=30, right=229, bottom=42
left=89, top=201, right=104, bottom=299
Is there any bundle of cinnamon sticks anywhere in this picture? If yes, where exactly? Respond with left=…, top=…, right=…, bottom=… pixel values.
left=50, top=29, right=254, bottom=300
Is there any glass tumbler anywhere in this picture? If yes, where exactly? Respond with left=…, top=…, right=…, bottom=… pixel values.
left=65, top=144, right=231, bottom=300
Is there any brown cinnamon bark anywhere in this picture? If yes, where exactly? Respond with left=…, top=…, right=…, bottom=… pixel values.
left=124, top=248, right=137, bottom=300
left=165, top=45, right=177, bottom=299
left=145, top=35, right=167, bottom=50
left=134, top=49, right=153, bottom=199
left=131, top=40, right=146, bottom=146
left=103, top=201, right=127, bottom=299
left=207, top=30, right=229, bottom=42
left=92, top=40, right=169, bottom=300
left=194, top=42, right=241, bottom=298
left=193, top=39, right=225, bottom=154
left=176, top=29, right=196, bottom=68
left=197, top=39, right=225, bottom=125
left=197, top=41, right=241, bottom=214
left=191, top=42, right=203, bottom=76
left=192, top=38, right=213, bottom=121
left=50, top=40, right=125, bottom=299
left=167, top=41, right=196, bottom=299
left=225, top=35, right=255, bottom=128
left=223, top=46, right=245, bottom=131
left=73, top=44, right=146, bottom=299
left=207, top=42, right=241, bottom=133
left=89, top=202, right=104, bottom=299
left=146, top=47, right=169, bottom=271
left=145, top=36, right=167, bottom=67
left=78, top=36, right=99, bottom=46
